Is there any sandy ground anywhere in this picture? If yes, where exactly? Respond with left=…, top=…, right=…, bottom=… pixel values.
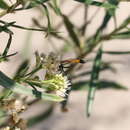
left=0, top=1, right=130, bottom=130
left=30, top=90, right=130, bottom=130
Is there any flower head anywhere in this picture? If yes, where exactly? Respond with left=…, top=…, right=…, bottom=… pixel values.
left=40, top=52, right=60, bottom=74
left=42, top=73, right=71, bottom=98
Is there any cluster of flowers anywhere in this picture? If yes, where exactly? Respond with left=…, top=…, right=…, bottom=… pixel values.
left=41, top=52, right=72, bottom=98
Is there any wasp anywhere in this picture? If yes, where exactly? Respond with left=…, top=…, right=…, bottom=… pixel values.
left=58, top=58, right=85, bottom=74
left=61, top=58, right=85, bottom=64
left=58, top=58, right=85, bottom=112
left=39, top=52, right=86, bottom=111
left=40, top=52, right=86, bottom=75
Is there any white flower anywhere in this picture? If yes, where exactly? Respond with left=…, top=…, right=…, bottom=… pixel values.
left=42, top=74, right=71, bottom=98
left=55, top=74, right=71, bottom=97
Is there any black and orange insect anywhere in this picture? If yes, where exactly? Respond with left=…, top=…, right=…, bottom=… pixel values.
left=61, top=58, right=85, bottom=64
left=59, top=58, right=86, bottom=112
left=58, top=58, right=85, bottom=74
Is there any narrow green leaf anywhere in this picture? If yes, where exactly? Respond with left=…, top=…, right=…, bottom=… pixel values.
left=111, top=31, right=130, bottom=39
left=72, top=81, right=89, bottom=91
left=85, top=0, right=118, bottom=54
left=0, top=20, right=58, bottom=34
left=97, top=13, right=112, bottom=32
left=87, top=46, right=102, bottom=117
left=2, top=34, right=12, bottom=57
left=0, top=88, right=13, bottom=100
left=13, top=60, right=29, bottom=80
left=22, top=0, right=49, bottom=9
left=103, top=51, right=130, bottom=55
left=0, top=0, right=9, bottom=9
left=62, top=14, right=80, bottom=48
left=95, top=0, right=118, bottom=33
left=41, top=4, right=52, bottom=36
left=0, top=71, right=64, bottom=102
left=85, top=0, right=93, bottom=4
left=74, top=0, right=117, bottom=9
left=0, top=52, right=17, bottom=62
left=72, top=80, right=127, bottom=91
left=118, top=16, right=130, bottom=30
left=97, top=80, right=128, bottom=90
left=106, top=0, right=118, bottom=16
left=49, top=0, right=61, bottom=15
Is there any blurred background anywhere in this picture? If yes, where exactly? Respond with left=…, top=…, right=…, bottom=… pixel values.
left=0, top=0, right=130, bottom=130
